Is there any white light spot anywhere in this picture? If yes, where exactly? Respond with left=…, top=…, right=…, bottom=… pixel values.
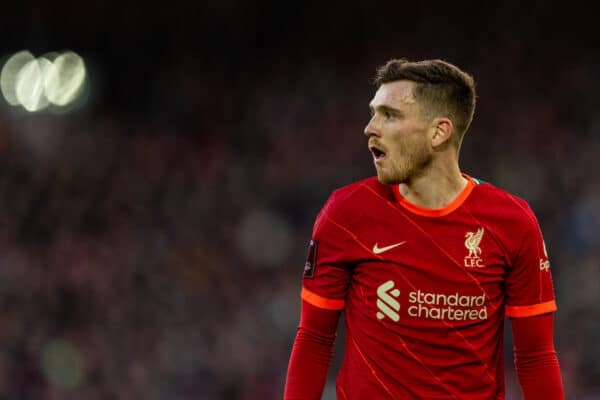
left=15, top=57, right=50, bottom=112
left=1, top=50, right=35, bottom=106
left=44, top=51, right=86, bottom=106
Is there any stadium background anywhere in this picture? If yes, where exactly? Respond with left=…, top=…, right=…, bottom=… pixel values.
left=0, top=1, right=599, bottom=399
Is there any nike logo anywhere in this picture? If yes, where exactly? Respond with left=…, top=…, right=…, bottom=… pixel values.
left=373, top=241, right=407, bottom=254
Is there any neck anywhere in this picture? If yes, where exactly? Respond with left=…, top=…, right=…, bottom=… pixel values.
left=399, top=161, right=468, bottom=210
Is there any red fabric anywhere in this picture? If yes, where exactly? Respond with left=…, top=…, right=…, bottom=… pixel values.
left=511, top=313, right=564, bottom=399
left=284, top=301, right=341, bottom=400
left=300, top=176, right=559, bottom=398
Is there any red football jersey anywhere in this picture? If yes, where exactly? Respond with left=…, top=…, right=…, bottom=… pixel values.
left=301, top=174, right=557, bottom=399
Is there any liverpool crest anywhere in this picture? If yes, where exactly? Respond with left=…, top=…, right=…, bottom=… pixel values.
left=464, top=227, right=484, bottom=267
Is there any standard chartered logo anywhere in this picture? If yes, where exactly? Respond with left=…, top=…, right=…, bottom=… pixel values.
left=407, top=290, right=488, bottom=320
left=376, top=281, right=488, bottom=322
left=376, top=280, right=400, bottom=321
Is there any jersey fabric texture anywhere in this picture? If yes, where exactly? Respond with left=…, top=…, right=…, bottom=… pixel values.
left=301, top=174, right=557, bottom=399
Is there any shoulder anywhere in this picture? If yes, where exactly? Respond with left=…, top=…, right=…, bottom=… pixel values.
left=469, top=178, right=539, bottom=227
left=329, top=176, right=387, bottom=202
left=314, top=176, right=392, bottom=228
left=326, top=176, right=393, bottom=211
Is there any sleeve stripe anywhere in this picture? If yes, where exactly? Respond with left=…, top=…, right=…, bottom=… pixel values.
left=506, top=300, right=557, bottom=318
left=301, top=287, right=345, bottom=310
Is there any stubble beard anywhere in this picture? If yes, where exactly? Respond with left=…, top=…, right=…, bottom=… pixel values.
left=376, top=146, right=432, bottom=185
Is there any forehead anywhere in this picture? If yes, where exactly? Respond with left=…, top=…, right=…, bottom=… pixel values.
left=370, top=80, right=418, bottom=108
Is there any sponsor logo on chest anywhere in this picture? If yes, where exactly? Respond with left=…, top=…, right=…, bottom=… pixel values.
left=376, top=280, right=488, bottom=322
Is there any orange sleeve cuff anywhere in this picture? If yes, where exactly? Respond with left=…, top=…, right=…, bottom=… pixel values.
left=301, top=287, right=345, bottom=310
left=506, top=300, right=557, bottom=318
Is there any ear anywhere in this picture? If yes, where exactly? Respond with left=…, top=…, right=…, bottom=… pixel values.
left=431, top=117, right=453, bottom=147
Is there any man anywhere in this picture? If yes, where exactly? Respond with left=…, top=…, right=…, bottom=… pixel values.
left=284, top=59, right=564, bottom=399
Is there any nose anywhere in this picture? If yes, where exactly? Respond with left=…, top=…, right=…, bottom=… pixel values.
left=364, top=115, right=380, bottom=138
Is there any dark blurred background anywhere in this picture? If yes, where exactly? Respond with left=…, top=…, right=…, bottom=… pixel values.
left=0, top=1, right=598, bottom=399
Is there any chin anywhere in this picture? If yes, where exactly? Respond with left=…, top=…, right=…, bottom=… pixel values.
left=376, top=171, right=404, bottom=185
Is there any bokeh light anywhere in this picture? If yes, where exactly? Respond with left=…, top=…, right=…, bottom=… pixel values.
left=15, top=57, right=51, bottom=112
left=40, top=338, right=85, bottom=390
left=0, top=50, right=35, bottom=106
left=0, top=50, right=87, bottom=112
left=44, top=51, right=86, bottom=106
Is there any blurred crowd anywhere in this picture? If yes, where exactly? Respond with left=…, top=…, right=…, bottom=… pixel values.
left=1, top=2, right=600, bottom=399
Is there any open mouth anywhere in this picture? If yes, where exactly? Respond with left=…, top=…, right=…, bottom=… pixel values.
left=370, top=145, right=386, bottom=160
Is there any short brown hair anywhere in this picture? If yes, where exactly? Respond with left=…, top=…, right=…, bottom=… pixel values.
left=374, top=58, right=476, bottom=141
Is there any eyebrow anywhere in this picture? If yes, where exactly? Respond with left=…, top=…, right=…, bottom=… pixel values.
left=369, top=104, right=403, bottom=116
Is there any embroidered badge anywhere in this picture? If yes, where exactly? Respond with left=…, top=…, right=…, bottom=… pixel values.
left=303, top=240, right=318, bottom=278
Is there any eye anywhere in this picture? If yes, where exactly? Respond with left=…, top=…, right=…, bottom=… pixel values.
left=384, top=110, right=393, bottom=120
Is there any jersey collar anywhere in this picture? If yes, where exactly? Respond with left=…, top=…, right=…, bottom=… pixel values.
left=392, top=173, right=476, bottom=217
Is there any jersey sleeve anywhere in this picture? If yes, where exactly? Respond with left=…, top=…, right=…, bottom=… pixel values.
left=301, top=193, right=353, bottom=311
left=505, top=203, right=557, bottom=318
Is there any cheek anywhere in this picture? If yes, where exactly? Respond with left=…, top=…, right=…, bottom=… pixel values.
left=390, top=132, right=424, bottom=156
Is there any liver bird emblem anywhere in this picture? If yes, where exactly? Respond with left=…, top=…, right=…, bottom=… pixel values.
left=465, top=228, right=485, bottom=258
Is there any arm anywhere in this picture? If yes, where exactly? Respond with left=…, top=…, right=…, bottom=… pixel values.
left=511, top=313, right=564, bottom=400
left=285, top=191, right=353, bottom=399
left=503, top=200, right=563, bottom=398
left=284, top=300, right=342, bottom=400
